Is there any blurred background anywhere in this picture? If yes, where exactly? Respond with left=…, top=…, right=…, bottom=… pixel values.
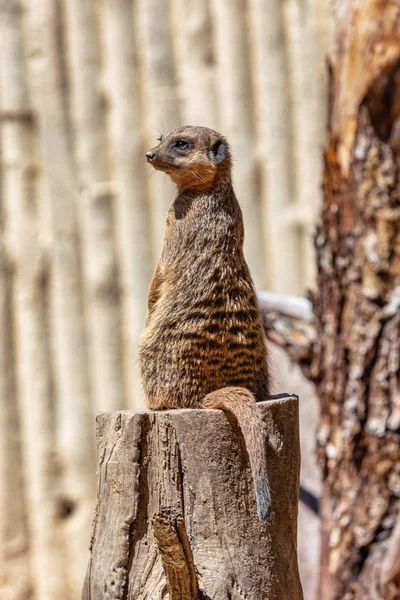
left=0, top=0, right=336, bottom=598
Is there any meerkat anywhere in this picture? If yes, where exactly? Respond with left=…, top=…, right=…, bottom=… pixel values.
left=139, top=126, right=272, bottom=520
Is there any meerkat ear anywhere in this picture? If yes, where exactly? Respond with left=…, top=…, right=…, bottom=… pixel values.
left=209, top=137, right=229, bottom=164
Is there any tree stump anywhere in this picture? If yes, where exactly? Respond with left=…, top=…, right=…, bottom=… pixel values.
left=82, top=396, right=303, bottom=600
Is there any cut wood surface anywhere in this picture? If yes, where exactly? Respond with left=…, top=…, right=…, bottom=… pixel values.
left=83, top=396, right=303, bottom=600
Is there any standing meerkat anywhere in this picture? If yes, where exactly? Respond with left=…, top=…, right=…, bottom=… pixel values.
left=139, top=126, right=272, bottom=520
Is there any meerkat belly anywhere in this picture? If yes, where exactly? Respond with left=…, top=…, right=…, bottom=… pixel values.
left=139, top=290, right=267, bottom=409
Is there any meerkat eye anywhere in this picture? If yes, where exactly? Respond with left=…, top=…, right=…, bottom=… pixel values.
left=174, top=139, right=189, bottom=149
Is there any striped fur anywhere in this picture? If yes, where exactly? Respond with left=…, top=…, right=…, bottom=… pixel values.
left=139, top=126, right=271, bottom=520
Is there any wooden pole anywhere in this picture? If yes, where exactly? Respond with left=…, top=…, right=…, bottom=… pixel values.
left=0, top=2, right=65, bottom=597
left=100, top=0, right=154, bottom=408
left=82, top=396, right=303, bottom=600
left=64, top=0, right=125, bottom=413
left=248, top=0, right=302, bottom=295
left=23, top=3, right=97, bottom=593
left=210, top=0, right=266, bottom=289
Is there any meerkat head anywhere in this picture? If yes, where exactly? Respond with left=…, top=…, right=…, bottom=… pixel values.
left=145, top=126, right=231, bottom=192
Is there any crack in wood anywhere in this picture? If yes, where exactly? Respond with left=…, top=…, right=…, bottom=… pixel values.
left=153, top=511, right=200, bottom=600
left=122, top=413, right=150, bottom=600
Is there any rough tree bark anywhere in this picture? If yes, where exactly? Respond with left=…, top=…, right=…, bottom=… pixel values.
left=312, top=2, right=400, bottom=598
left=83, top=397, right=303, bottom=600
left=259, top=3, right=400, bottom=597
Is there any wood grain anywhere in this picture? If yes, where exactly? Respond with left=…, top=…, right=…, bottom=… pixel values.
left=83, top=397, right=303, bottom=600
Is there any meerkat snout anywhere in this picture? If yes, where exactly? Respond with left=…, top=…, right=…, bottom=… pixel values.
left=146, top=151, right=156, bottom=162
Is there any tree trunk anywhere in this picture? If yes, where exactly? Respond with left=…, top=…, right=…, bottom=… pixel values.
left=315, top=2, right=400, bottom=597
left=83, top=397, right=303, bottom=600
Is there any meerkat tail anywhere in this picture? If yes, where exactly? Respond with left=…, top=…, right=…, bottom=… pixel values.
left=202, top=387, right=270, bottom=521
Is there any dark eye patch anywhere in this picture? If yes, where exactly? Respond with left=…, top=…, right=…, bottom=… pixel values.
left=172, top=139, right=192, bottom=150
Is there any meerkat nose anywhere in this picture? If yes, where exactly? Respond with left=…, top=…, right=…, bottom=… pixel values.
left=146, top=151, right=156, bottom=162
